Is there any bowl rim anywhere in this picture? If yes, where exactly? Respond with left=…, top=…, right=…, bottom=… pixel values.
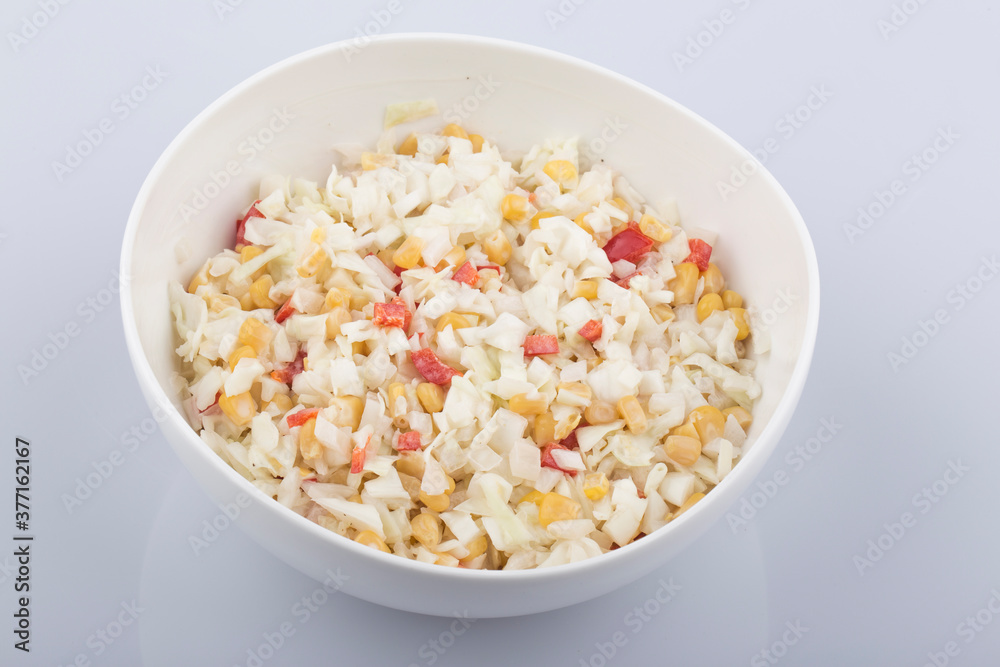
left=120, top=31, right=820, bottom=584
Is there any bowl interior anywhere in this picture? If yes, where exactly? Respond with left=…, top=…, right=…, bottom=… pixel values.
left=122, top=34, right=817, bottom=616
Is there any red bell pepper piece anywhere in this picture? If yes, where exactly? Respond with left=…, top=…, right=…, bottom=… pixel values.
left=274, top=296, right=296, bottom=324
left=286, top=407, right=319, bottom=428
left=373, top=299, right=410, bottom=329
left=411, top=348, right=462, bottom=385
left=452, top=261, right=480, bottom=287
left=683, top=239, right=713, bottom=271
left=540, top=443, right=578, bottom=477
left=615, top=271, right=642, bottom=288
left=602, top=223, right=655, bottom=264
left=523, top=334, right=559, bottom=357
left=578, top=319, right=603, bottom=342
left=235, top=200, right=264, bottom=247
left=270, top=349, right=306, bottom=385
left=350, top=444, right=367, bottom=474
left=395, top=431, right=422, bottom=451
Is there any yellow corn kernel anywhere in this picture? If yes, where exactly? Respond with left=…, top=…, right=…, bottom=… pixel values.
left=611, top=197, right=633, bottom=222
left=227, top=345, right=257, bottom=370
left=670, top=421, right=699, bottom=440
left=323, top=287, right=350, bottom=312
left=519, top=490, right=545, bottom=506
left=651, top=304, right=675, bottom=324
left=617, top=395, right=648, bottom=435
left=398, top=133, right=418, bottom=156
left=584, top=400, right=617, bottom=425
left=361, top=151, right=396, bottom=170
left=329, top=396, right=364, bottom=430
left=325, top=307, right=352, bottom=340
left=419, top=491, right=451, bottom=513
left=218, top=391, right=255, bottom=427
left=206, top=294, right=241, bottom=314
left=410, top=513, right=442, bottom=549
left=509, top=393, right=548, bottom=416
left=674, top=492, right=705, bottom=518
left=638, top=214, right=672, bottom=242
left=530, top=210, right=558, bottom=230
left=436, top=151, right=450, bottom=165
left=392, top=235, right=424, bottom=270
left=264, top=392, right=293, bottom=414
left=721, top=290, right=743, bottom=309
left=501, top=193, right=529, bottom=222
left=240, top=245, right=264, bottom=264
left=298, top=417, right=322, bottom=459
left=700, top=263, right=725, bottom=294
left=297, top=246, right=328, bottom=278
left=722, top=406, right=753, bottom=432
left=387, top=382, right=407, bottom=420
left=416, top=383, right=445, bottom=413
left=668, top=262, right=699, bottom=305
left=555, top=413, right=581, bottom=441
left=465, top=534, right=488, bottom=559
left=354, top=530, right=391, bottom=553
left=696, top=293, right=724, bottom=323
left=435, top=312, right=471, bottom=332
left=573, top=280, right=598, bottom=300
left=238, top=292, right=256, bottom=311
left=542, top=160, right=578, bottom=191
left=395, top=452, right=425, bottom=479
left=689, top=405, right=725, bottom=444
left=441, top=245, right=466, bottom=268
left=238, top=318, right=273, bottom=354
left=483, top=230, right=512, bottom=266
left=533, top=413, right=556, bottom=446
left=583, top=472, right=610, bottom=501
left=573, top=212, right=595, bottom=236
left=729, top=307, right=750, bottom=341
left=250, top=275, right=278, bottom=309
left=442, top=123, right=469, bottom=140
left=469, top=134, right=485, bottom=153
left=308, top=227, right=326, bottom=244
left=187, top=265, right=210, bottom=294
left=665, top=435, right=702, bottom=466
left=538, top=492, right=581, bottom=528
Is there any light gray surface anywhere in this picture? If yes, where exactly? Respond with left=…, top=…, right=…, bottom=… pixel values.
left=2, top=1, right=998, bottom=665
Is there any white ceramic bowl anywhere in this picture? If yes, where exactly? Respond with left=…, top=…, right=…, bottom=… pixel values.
left=121, top=33, right=819, bottom=618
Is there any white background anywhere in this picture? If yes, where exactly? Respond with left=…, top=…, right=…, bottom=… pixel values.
left=2, top=0, right=999, bottom=665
